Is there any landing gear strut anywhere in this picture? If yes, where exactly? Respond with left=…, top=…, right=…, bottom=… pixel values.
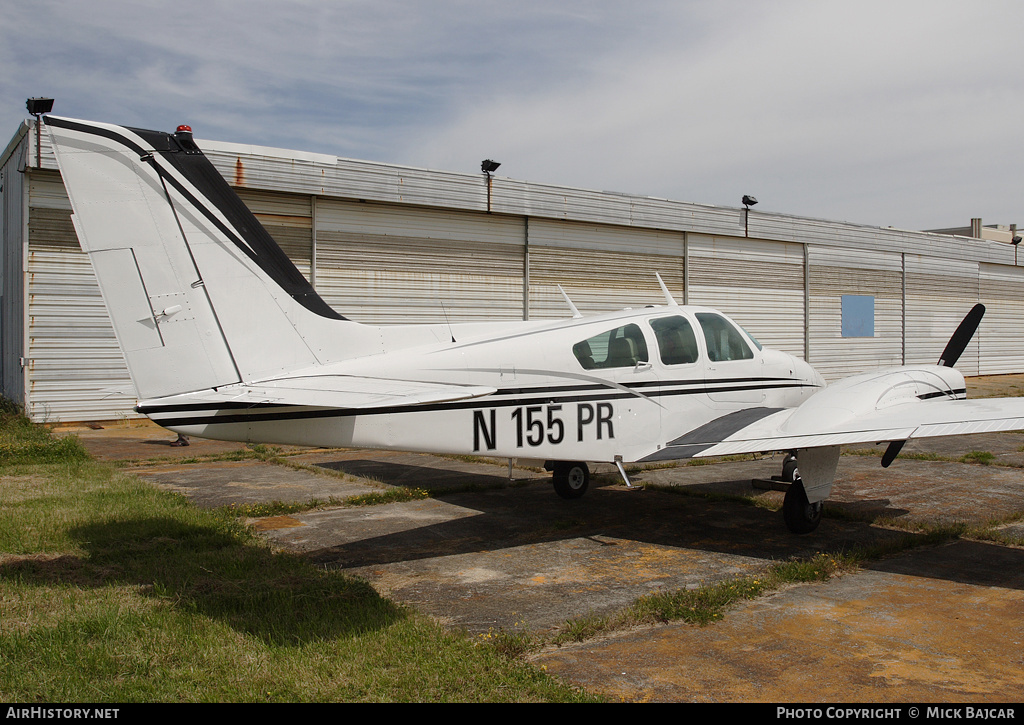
left=550, top=461, right=590, bottom=499
left=780, top=453, right=822, bottom=534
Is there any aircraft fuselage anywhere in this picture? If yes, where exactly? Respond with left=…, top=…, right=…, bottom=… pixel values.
left=139, top=305, right=823, bottom=463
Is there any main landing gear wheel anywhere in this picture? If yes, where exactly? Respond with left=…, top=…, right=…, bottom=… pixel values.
left=781, top=453, right=799, bottom=484
left=782, top=478, right=823, bottom=534
left=552, top=461, right=590, bottom=499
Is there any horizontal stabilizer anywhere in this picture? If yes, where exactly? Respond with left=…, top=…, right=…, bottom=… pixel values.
left=138, top=375, right=497, bottom=422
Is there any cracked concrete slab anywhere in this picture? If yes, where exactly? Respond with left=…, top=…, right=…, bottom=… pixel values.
left=63, top=376, right=1024, bottom=702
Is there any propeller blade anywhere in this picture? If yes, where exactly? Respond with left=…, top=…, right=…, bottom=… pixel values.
left=937, top=303, right=985, bottom=367
left=881, top=440, right=906, bottom=468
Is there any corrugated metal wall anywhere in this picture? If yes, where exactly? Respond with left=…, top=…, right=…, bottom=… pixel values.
left=234, top=188, right=313, bottom=280
left=905, top=254, right=980, bottom=375
left=979, top=262, right=1024, bottom=375
left=807, top=246, right=904, bottom=380
left=315, top=199, right=526, bottom=324
left=25, top=171, right=138, bottom=421
left=527, top=219, right=684, bottom=318
left=688, top=235, right=805, bottom=357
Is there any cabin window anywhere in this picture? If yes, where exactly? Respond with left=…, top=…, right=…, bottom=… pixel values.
left=649, top=316, right=699, bottom=365
left=695, top=313, right=754, bottom=362
left=573, top=323, right=649, bottom=370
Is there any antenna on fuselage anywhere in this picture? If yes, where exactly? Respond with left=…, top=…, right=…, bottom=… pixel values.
left=656, top=272, right=679, bottom=306
left=557, top=285, right=583, bottom=319
left=439, top=301, right=456, bottom=342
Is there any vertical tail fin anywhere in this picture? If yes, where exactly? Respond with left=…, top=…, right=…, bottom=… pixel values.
left=46, top=116, right=366, bottom=400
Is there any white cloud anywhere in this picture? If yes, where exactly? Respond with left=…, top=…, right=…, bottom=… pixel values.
left=394, top=1, right=1024, bottom=229
left=2, top=0, right=1021, bottom=230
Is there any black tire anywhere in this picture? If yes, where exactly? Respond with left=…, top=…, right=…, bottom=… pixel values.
left=782, top=478, right=822, bottom=534
left=552, top=461, right=589, bottom=499
left=781, top=454, right=799, bottom=483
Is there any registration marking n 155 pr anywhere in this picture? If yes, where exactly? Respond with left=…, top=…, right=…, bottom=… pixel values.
left=472, top=402, right=615, bottom=452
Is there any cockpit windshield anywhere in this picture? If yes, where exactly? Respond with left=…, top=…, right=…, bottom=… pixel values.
left=695, top=312, right=754, bottom=362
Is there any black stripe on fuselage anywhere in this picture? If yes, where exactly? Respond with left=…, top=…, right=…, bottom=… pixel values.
left=139, top=377, right=819, bottom=428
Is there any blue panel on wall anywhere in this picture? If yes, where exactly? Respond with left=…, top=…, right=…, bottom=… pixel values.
left=842, top=295, right=875, bottom=337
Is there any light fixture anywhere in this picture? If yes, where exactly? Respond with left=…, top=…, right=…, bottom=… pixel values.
left=26, top=97, right=54, bottom=115
left=481, top=160, right=501, bottom=214
left=741, top=195, right=758, bottom=238
left=26, top=97, right=55, bottom=169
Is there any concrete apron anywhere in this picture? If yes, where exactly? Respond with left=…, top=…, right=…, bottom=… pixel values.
left=68, top=417, right=1024, bottom=703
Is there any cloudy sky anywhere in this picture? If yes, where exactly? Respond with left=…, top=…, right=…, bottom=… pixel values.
left=2, top=0, right=1021, bottom=231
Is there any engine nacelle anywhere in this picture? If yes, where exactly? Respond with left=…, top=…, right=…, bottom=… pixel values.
left=782, top=365, right=966, bottom=437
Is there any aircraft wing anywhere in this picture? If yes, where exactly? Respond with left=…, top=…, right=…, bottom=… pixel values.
left=138, top=375, right=497, bottom=414
left=642, top=396, right=1024, bottom=462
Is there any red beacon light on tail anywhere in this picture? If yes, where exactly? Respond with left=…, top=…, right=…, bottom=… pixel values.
left=173, top=124, right=199, bottom=153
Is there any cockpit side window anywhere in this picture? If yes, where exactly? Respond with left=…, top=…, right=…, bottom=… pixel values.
left=573, top=323, right=649, bottom=369
left=695, top=312, right=754, bottom=362
left=649, top=316, right=699, bottom=366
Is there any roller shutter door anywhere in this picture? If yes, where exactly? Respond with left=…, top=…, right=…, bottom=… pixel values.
left=234, top=188, right=313, bottom=280
left=807, top=246, right=903, bottom=381
left=25, top=172, right=137, bottom=421
left=688, top=235, right=805, bottom=357
left=904, top=254, right=979, bottom=376
left=979, top=262, right=1024, bottom=375
left=315, top=199, right=525, bottom=324
left=526, top=219, right=684, bottom=318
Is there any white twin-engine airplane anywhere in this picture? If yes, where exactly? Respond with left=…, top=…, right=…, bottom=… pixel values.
left=46, top=115, right=1024, bottom=534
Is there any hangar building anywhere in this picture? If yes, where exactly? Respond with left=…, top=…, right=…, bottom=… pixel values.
left=2, top=117, right=1022, bottom=423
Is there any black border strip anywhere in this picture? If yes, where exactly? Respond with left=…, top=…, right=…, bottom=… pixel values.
left=142, top=379, right=817, bottom=427
left=138, top=375, right=814, bottom=414
left=918, top=388, right=967, bottom=400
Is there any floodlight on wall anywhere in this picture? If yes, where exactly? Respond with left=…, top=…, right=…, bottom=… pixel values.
left=26, top=97, right=55, bottom=169
left=741, top=195, right=758, bottom=237
left=481, top=159, right=501, bottom=213
left=26, top=98, right=54, bottom=115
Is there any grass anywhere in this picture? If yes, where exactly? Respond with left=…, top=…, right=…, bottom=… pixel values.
left=845, top=446, right=1002, bottom=466
left=0, top=399, right=91, bottom=466
left=0, top=402, right=597, bottom=702
left=959, top=450, right=996, bottom=465
left=221, top=487, right=432, bottom=519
